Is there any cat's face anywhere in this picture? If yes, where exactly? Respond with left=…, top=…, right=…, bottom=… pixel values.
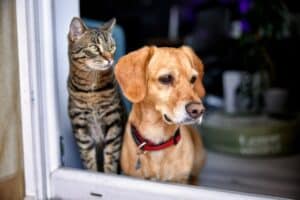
left=68, top=17, right=116, bottom=70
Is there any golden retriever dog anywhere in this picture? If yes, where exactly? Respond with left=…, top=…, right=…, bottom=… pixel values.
left=115, top=46, right=206, bottom=185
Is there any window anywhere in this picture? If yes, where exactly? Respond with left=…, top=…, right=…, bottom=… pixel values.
left=17, top=0, right=294, bottom=199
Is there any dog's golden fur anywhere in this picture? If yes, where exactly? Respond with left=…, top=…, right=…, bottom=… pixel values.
left=115, top=46, right=206, bottom=184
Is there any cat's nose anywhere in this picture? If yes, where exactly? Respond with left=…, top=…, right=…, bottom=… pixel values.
left=102, top=52, right=112, bottom=59
left=102, top=52, right=114, bottom=65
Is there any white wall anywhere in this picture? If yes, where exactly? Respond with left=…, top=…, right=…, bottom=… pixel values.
left=53, top=0, right=82, bottom=168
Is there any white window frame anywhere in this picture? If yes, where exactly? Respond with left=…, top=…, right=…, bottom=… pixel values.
left=16, top=0, right=282, bottom=199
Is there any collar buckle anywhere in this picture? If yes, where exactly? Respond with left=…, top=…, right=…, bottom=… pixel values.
left=137, top=142, right=147, bottom=155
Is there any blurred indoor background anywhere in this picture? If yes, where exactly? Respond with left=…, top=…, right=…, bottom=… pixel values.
left=81, top=0, right=300, bottom=110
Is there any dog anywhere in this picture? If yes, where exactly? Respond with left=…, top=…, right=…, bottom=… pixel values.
left=115, top=46, right=206, bottom=185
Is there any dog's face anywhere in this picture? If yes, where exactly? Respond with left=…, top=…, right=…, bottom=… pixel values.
left=115, top=46, right=205, bottom=125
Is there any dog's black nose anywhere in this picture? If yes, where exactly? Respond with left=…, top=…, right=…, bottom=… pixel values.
left=185, top=102, right=205, bottom=119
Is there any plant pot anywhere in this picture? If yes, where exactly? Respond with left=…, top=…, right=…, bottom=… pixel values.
left=198, top=112, right=300, bottom=157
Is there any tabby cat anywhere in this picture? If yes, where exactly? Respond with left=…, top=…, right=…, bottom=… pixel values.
left=67, top=17, right=126, bottom=173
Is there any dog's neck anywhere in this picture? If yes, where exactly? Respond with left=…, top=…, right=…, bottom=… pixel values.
left=130, top=102, right=179, bottom=144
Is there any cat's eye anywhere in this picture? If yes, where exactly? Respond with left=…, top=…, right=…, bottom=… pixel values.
left=84, top=50, right=96, bottom=57
left=190, top=75, right=197, bottom=84
left=158, top=74, right=174, bottom=85
left=90, top=45, right=98, bottom=51
left=110, top=45, right=116, bottom=53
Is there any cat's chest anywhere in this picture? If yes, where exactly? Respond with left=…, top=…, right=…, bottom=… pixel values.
left=86, top=106, right=105, bottom=124
left=87, top=109, right=104, bottom=142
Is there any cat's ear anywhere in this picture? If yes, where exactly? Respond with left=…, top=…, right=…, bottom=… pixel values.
left=100, top=18, right=116, bottom=33
left=69, top=17, right=87, bottom=42
left=115, top=46, right=154, bottom=103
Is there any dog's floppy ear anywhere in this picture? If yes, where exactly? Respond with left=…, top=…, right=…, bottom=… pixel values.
left=115, top=46, right=153, bottom=103
left=181, top=46, right=206, bottom=97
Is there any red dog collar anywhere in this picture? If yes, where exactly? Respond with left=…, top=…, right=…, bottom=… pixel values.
left=131, top=124, right=181, bottom=151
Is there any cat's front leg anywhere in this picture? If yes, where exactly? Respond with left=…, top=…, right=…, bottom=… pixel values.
left=103, top=122, right=123, bottom=173
left=74, top=128, right=98, bottom=171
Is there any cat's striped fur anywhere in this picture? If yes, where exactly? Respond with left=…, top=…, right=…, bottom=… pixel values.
left=67, top=17, right=126, bottom=173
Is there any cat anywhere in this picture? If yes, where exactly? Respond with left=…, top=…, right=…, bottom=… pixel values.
left=67, top=17, right=126, bottom=173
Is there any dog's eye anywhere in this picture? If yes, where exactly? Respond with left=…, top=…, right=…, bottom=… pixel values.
left=190, top=75, right=197, bottom=84
left=158, top=74, right=173, bottom=85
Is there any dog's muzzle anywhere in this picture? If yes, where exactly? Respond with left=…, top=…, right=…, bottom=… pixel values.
left=162, top=101, right=205, bottom=125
